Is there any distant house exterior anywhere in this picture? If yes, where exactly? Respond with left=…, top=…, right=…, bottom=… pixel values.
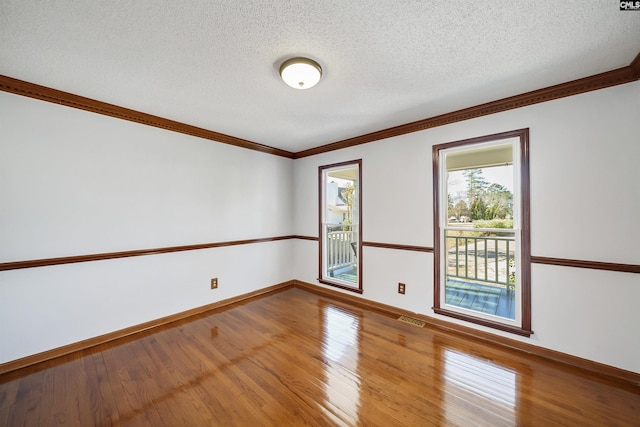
left=325, top=181, right=350, bottom=227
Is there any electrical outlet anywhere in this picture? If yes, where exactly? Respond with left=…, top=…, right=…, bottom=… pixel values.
left=398, top=282, right=406, bottom=294
left=211, top=278, right=218, bottom=289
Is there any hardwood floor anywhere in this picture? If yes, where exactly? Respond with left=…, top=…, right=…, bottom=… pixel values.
left=1, top=287, right=638, bottom=426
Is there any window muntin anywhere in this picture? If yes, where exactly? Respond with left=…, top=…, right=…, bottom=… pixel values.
left=319, top=160, right=362, bottom=293
left=433, top=130, right=531, bottom=336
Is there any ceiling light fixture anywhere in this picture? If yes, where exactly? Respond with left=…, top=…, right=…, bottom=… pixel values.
left=279, top=57, right=322, bottom=90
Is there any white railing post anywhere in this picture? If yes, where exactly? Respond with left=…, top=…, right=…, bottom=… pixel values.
left=326, top=228, right=357, bottom=275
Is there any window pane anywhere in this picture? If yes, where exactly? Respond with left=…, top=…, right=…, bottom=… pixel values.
left=445, top=229, right=516, bottom=320
left=444, top=149, right=516, bottom=321
left=447, top=165, right=514, bottom=226
left=433, top=130, right=531, bottom=335
left=319, top=161, right=362, bottom=292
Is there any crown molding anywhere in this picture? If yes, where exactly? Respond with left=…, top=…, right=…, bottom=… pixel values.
left=2, top=51, right=638, bottom=159
left=294, top=57, right=640, bottom=158
left=0, top=75, right=295, bottom=159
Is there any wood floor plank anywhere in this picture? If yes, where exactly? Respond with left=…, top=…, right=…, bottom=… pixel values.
left=1, top=287, right=639, bottom=426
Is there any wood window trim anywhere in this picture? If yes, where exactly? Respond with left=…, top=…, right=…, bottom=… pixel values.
left=432, top=128, right=532, bottom=336
left=318, top=159, right=363, bottom=293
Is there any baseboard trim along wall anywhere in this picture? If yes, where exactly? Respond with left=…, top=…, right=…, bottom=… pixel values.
left=0, top=281, right=294, bottom=375
left=292, top=280, right=640, bottom=387
left=3, top=279, right=638, bottom=387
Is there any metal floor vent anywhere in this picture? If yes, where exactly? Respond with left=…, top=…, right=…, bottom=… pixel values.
left=397, top=316, right=426, bottom=328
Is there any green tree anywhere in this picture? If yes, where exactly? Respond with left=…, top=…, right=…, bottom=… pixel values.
left=469, top=197, right=487, bottom=221
left=447, top=194, right=454, bottom=218
left=463, top=169, right=488, bottom=202
left=452, top=199, right=469, bottom=221
left=341, top=183, right=354, bottom=230
left=485, top=183, right=513, bottom=219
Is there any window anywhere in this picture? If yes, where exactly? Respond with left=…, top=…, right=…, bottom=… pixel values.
left=319, top=160, right=362, bottom=293
left=433, top=130, right=531, bottom=336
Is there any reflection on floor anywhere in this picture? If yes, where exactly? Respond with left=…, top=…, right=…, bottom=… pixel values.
left=1, top=287, right=638, bottom=426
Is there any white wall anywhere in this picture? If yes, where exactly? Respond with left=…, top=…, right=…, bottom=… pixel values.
left=0, top=92, right=293, bottom=364
left=293, top=81, right=640, bottom=373
left=2, top=81, right=638, bottom=373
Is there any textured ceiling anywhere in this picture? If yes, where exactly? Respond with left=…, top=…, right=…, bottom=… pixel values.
left=1, top=1, right=639, bottom=153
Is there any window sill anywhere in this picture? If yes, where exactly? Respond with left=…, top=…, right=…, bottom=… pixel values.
left=433, top=307, right=533, bottom=337
left=318, top=279, right=363, bottom=294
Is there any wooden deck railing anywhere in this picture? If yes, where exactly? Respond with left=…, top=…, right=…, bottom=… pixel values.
left=445, top=230, right=516, bottom=287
